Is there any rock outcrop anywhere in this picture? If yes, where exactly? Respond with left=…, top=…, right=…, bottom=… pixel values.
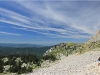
left=85, top=30, right=100, bottom=50
left=43, top=43, right=84, bottom=59
left=88, top=30, right=100, bottom=43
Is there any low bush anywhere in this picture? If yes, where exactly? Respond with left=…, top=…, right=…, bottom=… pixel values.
left=43, top=54, right=56, bottom=61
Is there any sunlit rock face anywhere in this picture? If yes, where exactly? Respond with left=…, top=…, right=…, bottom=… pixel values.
left=88, top=30, right=100, bottom=43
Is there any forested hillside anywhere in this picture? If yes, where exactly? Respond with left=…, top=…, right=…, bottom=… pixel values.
left=0, top=46, right=51, bottom=58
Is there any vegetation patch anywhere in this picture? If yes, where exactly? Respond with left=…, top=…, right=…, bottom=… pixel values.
left=43, top=54, right=56, bottom=61
left=43, top=43, right=85, bottom=59
left=0, top=54, right=41, bottom=74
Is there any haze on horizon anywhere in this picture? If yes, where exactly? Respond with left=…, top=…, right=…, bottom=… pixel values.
left=0, top=1, right=100, bottom=45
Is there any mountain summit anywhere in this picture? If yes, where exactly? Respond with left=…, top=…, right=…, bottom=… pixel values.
left=88, top=30, right=100, bottom=43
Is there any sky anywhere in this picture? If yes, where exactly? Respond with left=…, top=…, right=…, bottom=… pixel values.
left=0, top=1, right=100, bottom=45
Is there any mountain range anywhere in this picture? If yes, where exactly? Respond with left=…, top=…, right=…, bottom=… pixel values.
left=0, top=43, right=43, bottom=48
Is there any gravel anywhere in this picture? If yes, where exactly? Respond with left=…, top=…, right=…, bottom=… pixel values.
left=25, top=50, right=100, bottom=75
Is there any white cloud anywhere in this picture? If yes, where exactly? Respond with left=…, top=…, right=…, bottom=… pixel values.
left=0, top=7, right=31, bottom=25
left=0, top=31, right=22, bottom=36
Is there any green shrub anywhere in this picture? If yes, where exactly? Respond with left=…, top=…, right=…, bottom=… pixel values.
left=43, top=54, right=56, bottom=61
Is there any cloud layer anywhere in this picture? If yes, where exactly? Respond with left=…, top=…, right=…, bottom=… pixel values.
left=0, top=1, right=100, bottom=40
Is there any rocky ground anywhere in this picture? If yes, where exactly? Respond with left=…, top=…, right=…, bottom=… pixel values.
left=25, top=49, right=100, bottom=75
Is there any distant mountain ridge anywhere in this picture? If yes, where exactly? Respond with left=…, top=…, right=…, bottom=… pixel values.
left=0, top=43, right=43, bottom=48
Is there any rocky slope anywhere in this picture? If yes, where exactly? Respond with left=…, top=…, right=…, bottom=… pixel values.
left=86, top=30, right=100, bottom=49
left=26, top=50, right=100, bottom=75
left=88, top=30, right=100, bottom=43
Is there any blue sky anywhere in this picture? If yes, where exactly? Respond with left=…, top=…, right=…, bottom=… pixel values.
left=0, top=1, right=100, bottom=45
